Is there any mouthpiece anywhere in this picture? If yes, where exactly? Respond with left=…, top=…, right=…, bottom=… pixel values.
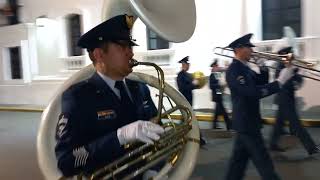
left=129, top=59, right=139, bottom=67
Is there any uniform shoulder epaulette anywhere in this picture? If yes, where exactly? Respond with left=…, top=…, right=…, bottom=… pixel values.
left=64, top=79, right=96, bottom=96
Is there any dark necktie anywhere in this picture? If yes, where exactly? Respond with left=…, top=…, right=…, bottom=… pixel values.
left=115, top=81, right=133, bottom=106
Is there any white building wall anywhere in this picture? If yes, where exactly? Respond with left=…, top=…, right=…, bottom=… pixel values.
left=1, top=0, right=320, bottom=110
left=134, top=0, right=262, bottom=76
left=18, top=0, right=105, bottom=76
left=11, top=0, right=264, bottom=78
left=0, top=23, right=36, bottom=82
left=5, top=0, right=320, bottom=77
left=302, top=0, right=320, bottom=36
left=35, top=18, right=62, bottom=76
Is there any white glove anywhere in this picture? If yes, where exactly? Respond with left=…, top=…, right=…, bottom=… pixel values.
left=276, top=66, right=295, bottom=85
left=256, top=58, right=266, bottom=67
left=192, top=79, right=199, bottom=85
left=117, top=120, right=164, bottom=145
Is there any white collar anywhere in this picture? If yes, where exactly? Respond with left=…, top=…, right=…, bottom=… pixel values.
left=97, top=71, right=126, bottom=88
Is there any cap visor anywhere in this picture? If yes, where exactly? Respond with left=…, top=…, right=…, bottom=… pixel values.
left=129, top=40, right=139, bottom=46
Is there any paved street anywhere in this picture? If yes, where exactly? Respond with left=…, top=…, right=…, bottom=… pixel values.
left=0, top=111, right=319, bottom=179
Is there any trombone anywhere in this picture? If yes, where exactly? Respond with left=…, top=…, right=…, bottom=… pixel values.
left=214, top=47, right=320, bottom=81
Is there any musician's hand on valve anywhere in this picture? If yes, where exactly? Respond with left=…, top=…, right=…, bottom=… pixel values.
left=192, top=79, right=199, bottom=85
left=276, top=66, right=295, bottom=86
left=117, top=120, right=164, bottom=145
left=256, top=58, right=266, bottom=67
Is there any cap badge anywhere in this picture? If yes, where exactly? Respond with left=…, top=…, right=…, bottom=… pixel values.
left=125, top=15, right=134, bottom=29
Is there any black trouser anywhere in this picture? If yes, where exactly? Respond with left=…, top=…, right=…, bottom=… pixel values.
left=225, top=133, right=281, bottom=180
left=270, top=102, right=316, bottom=154
left=213, top=96, right=231, bottom=130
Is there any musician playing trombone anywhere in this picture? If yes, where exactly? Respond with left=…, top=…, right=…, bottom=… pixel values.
left=224, top=33, right=295, bottom=180
left=269, top=46, right=320, bottom=155
left=54, top=15, right=165, bottom=178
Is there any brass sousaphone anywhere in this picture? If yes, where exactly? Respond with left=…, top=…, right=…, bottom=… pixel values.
left=37, top=0, right=200, bottom=179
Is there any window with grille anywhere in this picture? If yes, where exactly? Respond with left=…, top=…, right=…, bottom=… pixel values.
left=262, top=0, right=301, bottom=40
left=66, top=14, right=83, bottom=56
left=146, top=28, right=169, bottom=50
left=9, top=46, right=22, bottom=79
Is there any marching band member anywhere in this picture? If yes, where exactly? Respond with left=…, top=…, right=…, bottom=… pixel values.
left=269, top=46, right=320, bottom=155
left=224, top=33, right=295, bottom=180
left=177, top=56, right=199, bottom=105
left=55, top=14, right=164, bottom=178
left=176, top=56, right=206, bottom=146
left=210, top=59, right=232, bottom=130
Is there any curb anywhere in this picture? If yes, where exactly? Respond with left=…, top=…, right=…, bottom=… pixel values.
left=0, top=106, right=319, bottom=127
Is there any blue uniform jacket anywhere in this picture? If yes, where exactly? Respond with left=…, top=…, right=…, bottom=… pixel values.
left=209, top=72, right=223, bottom=102
left=226, top=59, right=280, bottom=134
left=274, top=63, right=303, bottom=105
left=177, top=70, right=197, bottom=105
left=55, top=72, right=157, bottom=177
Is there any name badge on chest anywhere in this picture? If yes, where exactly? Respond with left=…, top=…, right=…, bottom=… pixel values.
left=97, top=110, right=117, bottom=121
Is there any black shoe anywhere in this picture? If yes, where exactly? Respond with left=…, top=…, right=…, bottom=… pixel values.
left=200, top=138, right=207, bottom=146
left=309, top=144, right=320, bottom=155
left=270, top=145, right=286, bottom=152
left=213, top=126, right=223, bottom=130
left=226, top=127, right=233, bottom=131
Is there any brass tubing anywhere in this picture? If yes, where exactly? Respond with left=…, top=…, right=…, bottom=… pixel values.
left=89, top=59, right=194, bottom=180
left=131, top=59, right=165, bottom=124
left=214, top=47, right=320, bottom=81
